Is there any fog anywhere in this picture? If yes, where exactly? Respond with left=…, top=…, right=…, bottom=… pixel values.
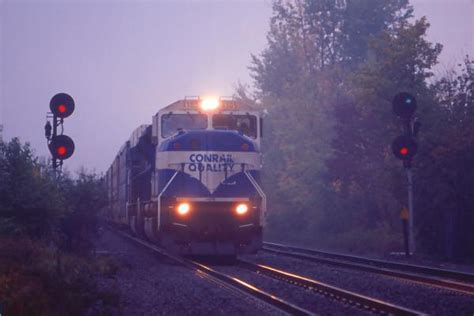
left=0, top=0, right=472, bottom=174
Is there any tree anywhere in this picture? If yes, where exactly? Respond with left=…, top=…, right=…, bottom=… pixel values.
left=325, top=17, right=442, bottom=238
left=249, top=1, right=473, bottom=257
left=415, top=57, right=474, bottom=258
left=0, top=138, right=64, bottom=238
left=0, top=138, right=118, bottom=315
left=59, top=170, right=107, bottom=255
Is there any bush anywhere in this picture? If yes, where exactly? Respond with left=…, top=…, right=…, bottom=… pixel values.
left=0, top=138, right=119, bottom=315
left=0, top=237, right=120, bottom=315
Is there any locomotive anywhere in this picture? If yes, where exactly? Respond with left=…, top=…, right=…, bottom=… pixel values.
left=105, top=97, right=265, bottom=256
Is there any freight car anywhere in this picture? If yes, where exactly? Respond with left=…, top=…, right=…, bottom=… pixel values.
left=105, top=97, right=265, bottom=256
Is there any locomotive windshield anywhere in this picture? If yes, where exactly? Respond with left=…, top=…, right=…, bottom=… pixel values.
left=161, top=113, right=207, bottom=138
left=212, top=114, right=257, bottom=138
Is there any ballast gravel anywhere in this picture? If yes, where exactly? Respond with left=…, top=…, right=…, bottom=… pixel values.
left=243, top=252, right=474, bottom=315
left=93, top=228, right=282, bottom=316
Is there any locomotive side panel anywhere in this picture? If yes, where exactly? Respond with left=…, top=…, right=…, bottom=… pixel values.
left=118, top=143, right=129, bottom=225
left=111, top=156, right=119, bottom=224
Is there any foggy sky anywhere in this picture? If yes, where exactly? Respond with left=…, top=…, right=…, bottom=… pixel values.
left=1, top=0, right=472, bottom=174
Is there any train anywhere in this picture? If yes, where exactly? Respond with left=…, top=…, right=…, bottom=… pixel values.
left=105, top=97, right=266, bottom=256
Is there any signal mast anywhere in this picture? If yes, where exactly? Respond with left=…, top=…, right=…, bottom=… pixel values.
left=392, top=92, right=420, bottom=256
left=45, top=93, right=76, bottom=172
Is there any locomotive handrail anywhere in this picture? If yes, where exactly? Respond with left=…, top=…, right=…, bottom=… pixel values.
left=156, top=169, right=180, bottom=227
left=244, top=169, right=266, bottom=223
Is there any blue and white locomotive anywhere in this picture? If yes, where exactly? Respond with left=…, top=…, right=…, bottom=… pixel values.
left=105, top=97, right=265, bottom=256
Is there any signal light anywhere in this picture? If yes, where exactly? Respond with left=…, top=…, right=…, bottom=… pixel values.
left=46, top=93, right=76, bottom=169
left=392, top=135, right=417, bottom=160
left=57, top=146, right=67, bottom=156
left=50, top=93, right=75, bottom=118
left=49, top=135, right=75, bottom=160
left=392, top=92, right=417, bottom=119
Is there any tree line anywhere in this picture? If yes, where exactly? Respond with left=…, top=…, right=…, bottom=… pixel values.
left=244, top=0, right=473, bottom=259
left=0, top=138, right=118, bottom=315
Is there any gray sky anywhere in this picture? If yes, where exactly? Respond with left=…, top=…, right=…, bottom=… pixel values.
left=1, top=0, right=472, bottom=174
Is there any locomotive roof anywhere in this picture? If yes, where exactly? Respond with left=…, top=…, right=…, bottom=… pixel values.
left=129, top=124, right=149, bottom=147
left=157, top=97, right=257, bottom=114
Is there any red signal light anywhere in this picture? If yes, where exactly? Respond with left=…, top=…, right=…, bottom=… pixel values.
left=50, top=93, right=75, bottom=118
left=392, top=135, right=417, bottom=161
left=57, top=146, right=67, bottom=156
left=49, top=135, right=75, bottom=160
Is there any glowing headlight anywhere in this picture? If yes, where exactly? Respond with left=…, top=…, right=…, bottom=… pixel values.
left=235, top=203, right=248, bottom=215
left=200, top=98, right=219, bottom=111
left=177, top=203, right=190, bottom=215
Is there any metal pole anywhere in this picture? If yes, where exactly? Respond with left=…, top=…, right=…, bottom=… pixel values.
left=402, top=218, right=410, bottom=257
left=406, top=167, right=415, bottom=254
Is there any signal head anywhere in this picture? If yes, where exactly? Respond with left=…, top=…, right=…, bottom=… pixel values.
left=49, top=134, right=75, bottom=160
left=50, top=93, right=75, bottom=118
left=392, top=92, right=417, bottom=119
left=392, top=135, right=417, bottom=160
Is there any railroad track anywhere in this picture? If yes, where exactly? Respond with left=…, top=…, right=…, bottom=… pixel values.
left=111, top=228, right=312, bottom=315
left=263, top=242, right=474, bottom=295
left=236, top=259, right=422, bottom=315
left=110, top=227, right=423, bottom=315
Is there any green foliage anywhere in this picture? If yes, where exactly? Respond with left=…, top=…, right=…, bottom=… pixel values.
left=415, top=57, right=474, bottom=258
left=325, top=16, right=442, bottom=236
left=0, top=138, right=118, bottom=314
left=252, top=0, right=422, bottom=247
left=0, top=237, right=120, bottom=316
left=251, top=0, right=473, bottom=259
left=59, top=170, right=107, bottom=255
left=0, top=138, right=64, bottom=237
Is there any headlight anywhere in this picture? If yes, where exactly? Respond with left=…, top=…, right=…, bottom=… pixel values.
left=177, top=202, right=190, bottom=216
left=235, top=203, right=248, bottom=215
left=200, top=97, right=219, bottom=111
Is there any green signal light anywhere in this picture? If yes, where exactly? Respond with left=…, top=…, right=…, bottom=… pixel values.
left=393, top=92, right=417, bottom=118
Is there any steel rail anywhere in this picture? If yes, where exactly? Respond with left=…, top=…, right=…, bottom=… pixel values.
left=263, top=243, right=474, bottom=295
left=264, top=242, right=474, bottom=282
left=111, top=229, right=313, bottom=315
left=238, top=259, right=423, bottom=316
